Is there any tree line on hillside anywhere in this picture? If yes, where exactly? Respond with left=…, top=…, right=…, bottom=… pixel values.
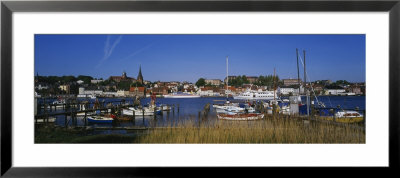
left=195, top=75, right=281, bottom=88
left=35, top=75, right=96, bottom=85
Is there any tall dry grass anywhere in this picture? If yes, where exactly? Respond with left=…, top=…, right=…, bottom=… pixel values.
left=136, top=115, right=365, bottom=144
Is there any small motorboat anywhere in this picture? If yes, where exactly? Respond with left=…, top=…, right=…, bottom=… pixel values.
left=319, top=110, right=364, bottom=123
left=87, top=115, right=114, bottom=123
left=122, top=107, right=160, bottom=116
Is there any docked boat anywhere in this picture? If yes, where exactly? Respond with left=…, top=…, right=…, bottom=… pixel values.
left=213, top=100, right=239, bottom=110
left=122, top=106, right=161, bottom=116
left=76, top=111, right=95, bottom=116
left=87, top=115, right=114, bottom=123
left=156, top=104, right=171, bottom=111
left=163, top=92, right=200, bottom=98
left=331, top=110, right=363, bottom=123
left=217, top=113, right=264, bottom=121
left=316, top=109, right=364, bottom=123
left=52, top=99, right=66, bottom=105
left=42, top=98, right=74, bottom=109
left=233, top=90, right=276, bottom=100
left=215, top=105, right=245, bottom=114
left=35, top=117, right=56, bottom=123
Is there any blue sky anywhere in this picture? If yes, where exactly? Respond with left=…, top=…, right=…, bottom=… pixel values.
left=35, top=34, right=365, bottom=83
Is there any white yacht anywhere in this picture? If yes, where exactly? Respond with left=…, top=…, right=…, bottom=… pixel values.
left=163, top=92, right=200, bottom=98
left=233, top=90, right=276, bottom=100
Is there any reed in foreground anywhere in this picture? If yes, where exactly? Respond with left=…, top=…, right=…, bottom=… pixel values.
left=136, top=116, right=365, bottom=143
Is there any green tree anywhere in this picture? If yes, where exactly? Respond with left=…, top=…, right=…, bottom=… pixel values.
left=61, top=75, right=76, bottom=84
left=241, top=75, right=249, bottom=84
left=117, top=81, right=132, bottom=91
left=196, top=78, right=206, bottom=87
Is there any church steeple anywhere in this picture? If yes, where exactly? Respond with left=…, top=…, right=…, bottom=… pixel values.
left=137, top=65, right=143, bottom=84
left=122, top=70, right=127, bottom=79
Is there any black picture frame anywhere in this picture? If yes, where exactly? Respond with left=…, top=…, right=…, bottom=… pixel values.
left=1, top=0, right=399, bottom=177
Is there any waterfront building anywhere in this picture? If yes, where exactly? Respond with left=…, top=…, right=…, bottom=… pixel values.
left=246, top=76, right=258, bottom=84
left=79, top=86, right=104, bottom=96
left=350, top=86, right=363, bottom=95
left=311, top=84, right=324, bottom=95
left=130, top=86, right=145, bottom=97
left=59, top=84, right=70, bottom=94
left=103, top=91, right=117, bottom=97
left=150, top=87, right=168, bottom=96
left=184, top=87, right=196, bottom=94
left=205, top=79, right=223, bottom=86
left=78, top=87, right=85, bottom=95
left=283, top=79, right=301, bottom=86
left=109, top=71, right=136, bottom=83
left=198, top=87, right=220, bottom=96
left=223, top=76, right=238, bottom=84
left=325, top=89, right=346, bottom=95
left=91, top=79, right=104, bottom=84
left=242, top=84, right=252, bottom=89
left=279, top=88, right=295, bottom=95
left=116, top=90, right=128, bottom=97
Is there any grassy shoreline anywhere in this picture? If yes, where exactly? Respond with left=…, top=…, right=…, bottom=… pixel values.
left=35, top=115, right=365, bottom=144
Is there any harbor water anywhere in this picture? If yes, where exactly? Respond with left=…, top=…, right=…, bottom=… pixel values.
left=36, top=96, right=365, bottom=134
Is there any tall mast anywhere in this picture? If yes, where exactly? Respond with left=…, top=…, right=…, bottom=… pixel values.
left=296, top=48, right=301, bottom=95
left=273, top=67, right=276, bottom=102
left=304, top=50, right=309, bottom=116
left=303, top=50, right=306, bottom=89
left=226, top=56, right=229, bottom=99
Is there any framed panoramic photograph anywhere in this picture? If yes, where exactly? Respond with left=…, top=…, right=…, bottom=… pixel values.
left=1, top=0, right=399, bottom=177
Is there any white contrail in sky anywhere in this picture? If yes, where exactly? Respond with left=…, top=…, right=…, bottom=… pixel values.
left=96, top=35, right=123, bottom=68
left=120, top=35, right=170, bottom=62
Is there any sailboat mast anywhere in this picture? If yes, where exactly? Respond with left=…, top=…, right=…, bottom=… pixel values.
left=226, top=56, right=228, bottom=99
left=304, top=50, right=309, bottom=117
left=296, top=48, right=301, bottom=95
left=303, top=50, right=306, bottom=90
left=273, top=67, right=276, bottom=101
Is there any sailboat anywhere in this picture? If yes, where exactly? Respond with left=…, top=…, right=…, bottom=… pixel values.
left=213, top=56, right=240, bottom=112
left=296, top=49, right=363, bottom=123
left=214, top=56, right=263, bottom=120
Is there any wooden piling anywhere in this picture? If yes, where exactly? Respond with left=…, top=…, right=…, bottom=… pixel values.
left=64, top=113, right=67, bottom=128
left=84, top=110, right=87, bottom=126
left=198, top=111, right=201, bottom=121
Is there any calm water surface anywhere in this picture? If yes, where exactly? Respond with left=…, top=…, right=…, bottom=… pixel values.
left=36, top=96, right=365, bottom=133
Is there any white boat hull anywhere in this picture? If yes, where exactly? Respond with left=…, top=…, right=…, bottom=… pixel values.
left=122, top=108, right=154, bottom=116
left=233, top=96, right=274, bottom=100
left=217, top=113, right=264, bottom=121
left=164, top=95, right=200, bottom=98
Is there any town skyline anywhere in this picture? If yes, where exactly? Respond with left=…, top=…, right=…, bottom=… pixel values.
left=35, top=34, right=366, bottom=83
